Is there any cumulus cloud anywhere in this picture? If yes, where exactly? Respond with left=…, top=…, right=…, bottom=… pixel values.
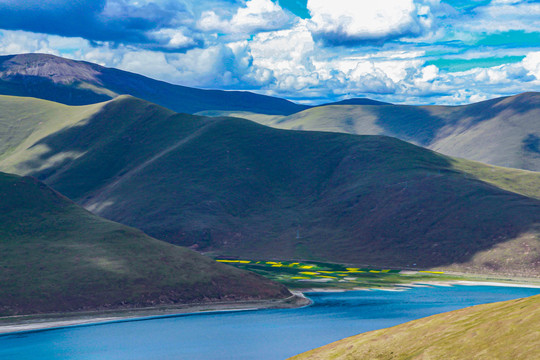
left=522, top=51, right=540, bottom=80
left=118, top=50, right=183, bottom=81
left=147, top=28, right=199, bottom=50
left=0, top=30, right=100, bottom=59
left=249, top=22, right=320, bottom=92
left=0, top=0, right=539, bottom=105
left=197, top=0, right=294, bottom=35
left=306, top=0, right=439, bottom=45
left=164, top=41, right=276, bottom=88
left=0, top=31, right=56, bottom=55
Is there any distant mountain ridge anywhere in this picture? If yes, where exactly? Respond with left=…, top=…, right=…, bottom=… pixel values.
left=238, top=92, right=540, bottom=171
left=0, top=53, right=309, bottom=115
left=6, top=54, right=537, bottom=172
left=0, top=95, right=538, bottom=277
left=320, top=98, right=392, bottom=106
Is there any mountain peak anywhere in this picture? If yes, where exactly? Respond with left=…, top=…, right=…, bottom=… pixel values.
left=322, top=98, right=392, bottom=106
left=0, top=53, right=102, bottom=85
left=0, top=53, right=308, bottom=115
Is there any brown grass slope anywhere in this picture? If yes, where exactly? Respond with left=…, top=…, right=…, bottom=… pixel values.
left=0, top=96, right=539, bottom=277
left=290, top=294, right=540, bottom=360
left=240, top=92, right=540, bottom=172
left=0, top=171, right=290, bottom=316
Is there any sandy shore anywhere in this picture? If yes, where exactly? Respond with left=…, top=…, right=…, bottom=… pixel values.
left=366, top=280, right=540, bottom=290
left=0, top=292, right=311, bottom=335
left=420, top=280, right=540, bottom=288
left=299, top=278, right=540, bottom=293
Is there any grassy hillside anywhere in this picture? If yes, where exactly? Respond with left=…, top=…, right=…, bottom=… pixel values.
left=0, top=95, right=105, bottom=168
left=232, top=92, right=540, bottom=171
left=0, top=171, right=290, bottom=316
left=0, top=96, right=539, bottom=277
left=291, top=294, right=540, bottom=360
left=0, top=53, right=308, bottom=115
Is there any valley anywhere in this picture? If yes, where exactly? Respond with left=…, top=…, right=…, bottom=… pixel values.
left=0, top=53, right=538, bottom=359
left=0, top=94, right=538, bottom=277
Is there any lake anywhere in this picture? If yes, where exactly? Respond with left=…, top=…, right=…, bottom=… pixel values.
left=1, top=285, right=539, bottom=360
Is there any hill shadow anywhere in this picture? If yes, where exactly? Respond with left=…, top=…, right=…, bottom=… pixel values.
left=11, top=104, right=540, bottom=276
left=0, top=75, right=111, bottom=105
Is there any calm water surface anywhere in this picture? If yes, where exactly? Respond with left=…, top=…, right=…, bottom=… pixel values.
left=1, top=285, right=539, bottom=360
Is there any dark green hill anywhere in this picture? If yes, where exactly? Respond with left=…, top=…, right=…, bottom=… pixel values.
left=291, top=294, right=540, bottom=360
left=0, top=53, right=308, bottom=115
left=0, top=171, right=290, bottom=316
left=0, top=96, right=539, bottom=277
left=228, top=92, right=540, bottom=171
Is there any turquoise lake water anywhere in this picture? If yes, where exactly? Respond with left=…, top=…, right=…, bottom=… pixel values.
left=1, top=285, right=539, bottom=360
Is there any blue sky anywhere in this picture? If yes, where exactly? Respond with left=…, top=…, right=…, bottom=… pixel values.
left=0, top=0, right=540, bottom=105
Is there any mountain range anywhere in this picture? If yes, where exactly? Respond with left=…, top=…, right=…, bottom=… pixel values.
left=202, top=92, right=540, bottom=172
left=1, top=94, right=538, bottom=277
left=0, top=53, right=308, bottom=115
left=2, top=53, right=538, bottom=172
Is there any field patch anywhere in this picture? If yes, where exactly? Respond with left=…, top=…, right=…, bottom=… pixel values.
left=215, top=259, right=459, bottom=289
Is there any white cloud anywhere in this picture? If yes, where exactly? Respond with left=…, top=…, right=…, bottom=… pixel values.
left=306, top=0, right=437, bottom=44
left=80, top=47, right=119, bottom=67
left=118, top=51, right=181, bottom=82
left=0, top=30, right=59, bottom=55
left=2, top=8, right=540, bottom=108
left=421, top=64, right=438, bottom=82
left=463, top=2, right=540, bottom=32
left=522, top=51, right=540, bottom=80
left=164, top=41, right=277, bottom=88
left=147, top=28, right=196, bottom=50
left=251, top=22, right=314, bottom=71
left=249, top=22, right=322, bottom=92
left=197, top=0, right=293, bottom=35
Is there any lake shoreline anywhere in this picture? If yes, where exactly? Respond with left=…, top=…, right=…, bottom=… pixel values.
left=2, top=278, right=539, bottom=335
left=0, top=292, right=311, bottom=335
left=297, top=278, right=540, bottom=293
left=3, top=284, right=539, bottom=360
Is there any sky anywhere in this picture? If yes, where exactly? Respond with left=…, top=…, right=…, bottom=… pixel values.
left=0, top=0, right=540, bottom=105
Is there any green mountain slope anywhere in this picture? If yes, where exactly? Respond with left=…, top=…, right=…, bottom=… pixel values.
left=0, top=171, right=290, bottom=316
left=226, top=92, right=540, bottom=171
left=0, top=96, right=539, bottom=276
left=0, top=95, right=105, bottom=169
left=290, top=294, right=540, bottom=360
left=0, top=53, right=308, bottom=115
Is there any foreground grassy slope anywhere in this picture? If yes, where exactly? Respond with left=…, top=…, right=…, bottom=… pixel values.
left=235, top=92, right=540, bottom=171
left=0, top=171, right=290, bottom=316
left=291, top=294, right=540, bottom=360
left=0, top=53, right=308, bottom=115
left=0, top=96, right=539, bottom=276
